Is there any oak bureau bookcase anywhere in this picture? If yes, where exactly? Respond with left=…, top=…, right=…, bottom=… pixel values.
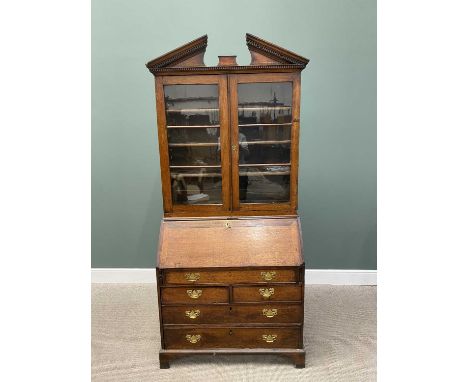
left=146, top=34, right=309, bottom=368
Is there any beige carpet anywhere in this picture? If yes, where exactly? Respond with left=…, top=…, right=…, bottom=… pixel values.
left=92, top=284, right=376, bottom=382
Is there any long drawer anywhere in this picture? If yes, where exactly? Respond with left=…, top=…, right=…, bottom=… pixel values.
left=162, top=304, right=302, bottom=324
left=232, top=285, right=302, bottom=302
left=164, top=327, right=302, bottom=349
left=163, top=269, right=298, bottom=284
left=161, top=286, right=228, bottom=304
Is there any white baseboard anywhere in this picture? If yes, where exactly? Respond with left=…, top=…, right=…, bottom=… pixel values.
left=91, top=268, right=376, bottom=285
left=304, top=269, right=376, bottom=285
left=91, top=268, right=156, bottom=283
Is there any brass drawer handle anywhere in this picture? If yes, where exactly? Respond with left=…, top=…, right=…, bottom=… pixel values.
left=185, top=334, right=201, bottom=344
left=261, top=271, right=276, bottom=281
left=262, top=334, right=277, bottom=343
left=259, top=288, right=275, bottom=299
left=262, top=308, right=278, bottom=318
left=186, top=289, right=202, bottom=299
left=185, top=272, right=200, bottom=282
left=185, top=309, right=200, bottom=319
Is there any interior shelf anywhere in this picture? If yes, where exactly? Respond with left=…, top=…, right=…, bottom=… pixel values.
left=168, top=140, right=290, bottom=147
left=167, top=124, right=220, bottom=129
left=238, top=106, right=291, bottom=111
left=170, top=165, right=221, bottom=169
left=238, top=123, right=292, bottom=127
left=244, top=140, right=291, bottom=145
left=170, top=173, right=222, bottom=178
left=166, top=108, right=219, bottom=113
left=238, top=163, right=290, bottom=167
left=239, top=171, right=291, bottom=176
left=168, top=142, right=218, bottom=147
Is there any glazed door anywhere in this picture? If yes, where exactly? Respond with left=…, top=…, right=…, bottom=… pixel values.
left=229, top=73, right=300, bottom=213
left=156, top=75, right=231, bottom=214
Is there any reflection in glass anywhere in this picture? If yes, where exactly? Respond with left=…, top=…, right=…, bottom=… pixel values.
left=167, top=127, right=220, bottom=144
left=238, top=82, right=292, bottom=125
left=169, top=145, right=220, bottom=166
left=165, top=84, right=219, bottom=126
left=237, top=82, right=293, bottom=203
left=164, top=84, right=222, bottom=205
left=239, top=123, right=291, bottom=164
left=170, top=167, right=222, bottom=205
left=238, top=165, right=290, bottom=203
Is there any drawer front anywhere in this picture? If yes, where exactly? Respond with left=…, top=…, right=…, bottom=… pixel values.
left=164, top=269, right=298, bottom=284
left=162, top=304, right=302, bottom=324
left=161, top=287, right=228, bottom=304
left=232, top=285, right=302, bottom=302
left=164, top=327, right=301, bottom=349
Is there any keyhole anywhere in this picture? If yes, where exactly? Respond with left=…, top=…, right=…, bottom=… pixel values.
left=229, top=329, right=233, bottom=335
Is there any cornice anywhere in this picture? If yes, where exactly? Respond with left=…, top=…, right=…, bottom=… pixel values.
left=146, top=35, right=208, bottom=70
left=146, top=34, right=309, bottom=75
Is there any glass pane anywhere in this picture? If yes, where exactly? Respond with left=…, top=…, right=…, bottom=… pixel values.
left=238, top=82, right=292, bottom=125
left=164, top=84, right=222, bottom=205
left=170, top=167, right=222, bottom=205
left=237, top=82, right=293, bottom=204
left=165, top=84, right=219, bottom=126
left=169, top=145, right=220, bottom=166
left=239, top=165, right=290, bottom=203
left=167, top=127, right=220, bottom=144
left=239, top=125, right=290, bottom=164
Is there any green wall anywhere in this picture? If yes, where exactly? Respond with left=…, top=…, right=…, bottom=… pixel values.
left=92, top=0, right=376, bottom=269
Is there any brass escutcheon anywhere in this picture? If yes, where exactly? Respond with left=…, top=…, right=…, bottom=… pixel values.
left=262, top=334, right=277, bottom=343
left=185, top=309, right=200, bottom=319
left=261, top=271, right=276, bottom=281
left=184, top=272, right=200, bottom=282
left=262, top=308, right=278, bottom=318
left=186, top=289, right=202, bottom=299
left=259, top=288, right=275, bottom=299
left=185, top=334, right=201, bottom=344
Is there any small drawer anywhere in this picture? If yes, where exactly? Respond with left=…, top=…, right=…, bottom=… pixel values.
left=162, top=304, right=302, bottom=325
left=232, top=285, right=302, bottom=303
left=163, top=269, right=298, bottom=285
left=164, top=327, right=301, bottom=349
left=160, top=286, right=228, bottom=304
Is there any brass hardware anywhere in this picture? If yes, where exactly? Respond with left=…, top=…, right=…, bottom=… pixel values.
left=185, top=309, right=200, bottom=319
left=262, top=308, right=278, bottom=318
left=225, top=222, right=231, bottom=229
left=262, top=334, right=277, bottom=343
left=184, top=272, right=200, bottom=282
left=185, top=334, right=201, bottom=344
left=186, top=289, right=203, bottom=299
left=229, top=329, right=233, bottom=335
left=261, top=271, right=276, bottom=281
left=231, top=144, right=237, bottom=151
left=259, top=288, right=275, bottom=299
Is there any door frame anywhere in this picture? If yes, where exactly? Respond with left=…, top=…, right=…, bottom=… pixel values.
left=228, top=72, right=301, bottom=214
left=155, top=75, right=231, bottom=214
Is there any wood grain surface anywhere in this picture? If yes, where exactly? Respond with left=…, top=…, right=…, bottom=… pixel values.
left=158, top=217, right=303, bottom=268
